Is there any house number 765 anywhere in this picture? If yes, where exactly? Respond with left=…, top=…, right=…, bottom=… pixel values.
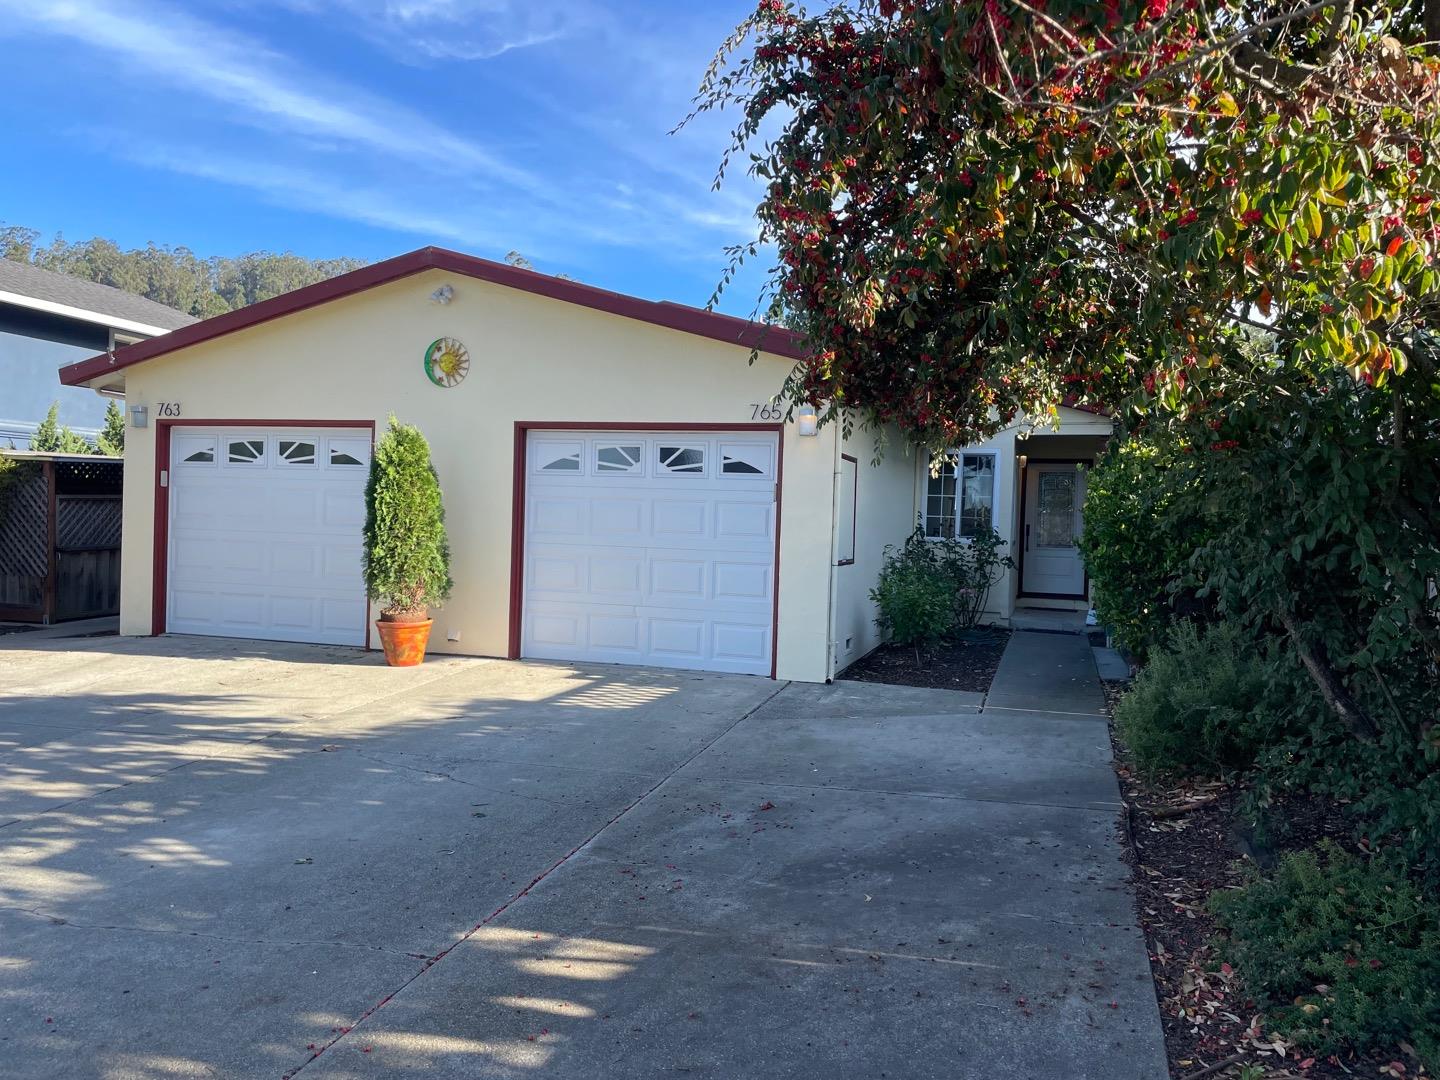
left=157, top=402, right=182, bottom=417
left=750, top=402, right=782, bottom=421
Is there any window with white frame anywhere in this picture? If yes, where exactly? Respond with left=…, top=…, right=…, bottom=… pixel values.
left=924, top=452, right=996, bottom=539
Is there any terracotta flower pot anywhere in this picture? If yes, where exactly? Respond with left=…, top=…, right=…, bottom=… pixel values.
left=375, top=618, right=433, bottom=667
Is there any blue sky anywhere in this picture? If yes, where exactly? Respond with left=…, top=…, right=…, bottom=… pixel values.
left=0, top=0, right=777, bottom=315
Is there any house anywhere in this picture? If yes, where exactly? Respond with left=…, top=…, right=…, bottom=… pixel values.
left=57, top=246, right=1110, bottom=682
left=0, top=257, right=196, bottom=445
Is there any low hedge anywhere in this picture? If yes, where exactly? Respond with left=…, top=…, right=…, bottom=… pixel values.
left=1210, top=842, right=1440, bottom=1068
left=1113, top=621, right=1274, bottom=778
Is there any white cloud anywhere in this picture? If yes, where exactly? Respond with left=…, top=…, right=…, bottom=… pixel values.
left=276, top=0, right=596, bottom=62
left=1, top=0, right=770, bottom=296
left=118, top=143, right=512, bottom=250
left=0, top=0, right=538, bottom=188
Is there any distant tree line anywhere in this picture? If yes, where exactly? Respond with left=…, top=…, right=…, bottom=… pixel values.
left=1, top=224, right=368, bottom=320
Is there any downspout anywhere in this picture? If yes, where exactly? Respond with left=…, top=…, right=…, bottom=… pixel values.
left=824, top=417, right=843, bottom=681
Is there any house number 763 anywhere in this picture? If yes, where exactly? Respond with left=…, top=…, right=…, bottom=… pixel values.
left=157, top=402, right=182, bottom=417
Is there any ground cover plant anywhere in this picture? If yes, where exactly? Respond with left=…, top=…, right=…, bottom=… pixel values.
left=1211, top=843, right=1440, bottom=1069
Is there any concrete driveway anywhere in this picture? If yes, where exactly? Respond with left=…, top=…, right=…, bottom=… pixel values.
left=0, top=634, right=1166, bottom=1079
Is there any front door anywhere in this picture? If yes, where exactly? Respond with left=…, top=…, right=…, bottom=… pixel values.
left=1021, top=463, right=1087, bottom=597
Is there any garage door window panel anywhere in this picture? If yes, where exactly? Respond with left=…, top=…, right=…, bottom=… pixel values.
left=278, top=439, right=317, bottom=466
left=658, top=445, right=705, bottom=475
left=176, top=435, right=216, bottom=466
left=595, top=444, right=642, bottom=473
left=227, top=438, right=266, bottom=466
left=534, top=440, right=583, bottom=473
left=327, top=438, right=369, bottom=468
left=720, top=442, right=773, bottom=478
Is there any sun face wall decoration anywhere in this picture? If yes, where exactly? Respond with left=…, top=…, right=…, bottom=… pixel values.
left=423, top=337, right=470, bottom=388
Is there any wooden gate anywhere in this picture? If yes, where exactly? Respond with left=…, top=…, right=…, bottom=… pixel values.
left=0, top=453, right=123, bottom=623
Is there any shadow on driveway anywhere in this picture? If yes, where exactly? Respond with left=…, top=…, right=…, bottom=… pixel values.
left=0, top=633, right=1165, bottom=1080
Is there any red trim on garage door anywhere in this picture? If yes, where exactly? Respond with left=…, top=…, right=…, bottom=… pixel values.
left=152, top=419, right=376, bottom=647
left=509, top=422, right=786, bottom=679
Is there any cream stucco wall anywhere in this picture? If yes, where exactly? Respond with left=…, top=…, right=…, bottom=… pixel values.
left=830, top=422, right=918, bottom=677
left=117, top=269, right=838, bottom=682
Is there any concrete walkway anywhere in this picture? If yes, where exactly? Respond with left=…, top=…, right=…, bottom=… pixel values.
left=987, top=628, right=1109, bottom=715
left=0, top=633, right=1166, bottom=1079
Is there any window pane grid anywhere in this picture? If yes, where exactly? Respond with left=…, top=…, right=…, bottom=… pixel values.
left=924, top=453, right=995, bottom=540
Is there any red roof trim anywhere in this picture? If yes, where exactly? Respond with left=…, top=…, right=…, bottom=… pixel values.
left=58, top=246, right=807, bottom=387
left=1060, top=395, right=1113, bottom=418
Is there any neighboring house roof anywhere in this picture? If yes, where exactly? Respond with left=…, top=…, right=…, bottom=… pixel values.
left=0, top=258, right=198, bottom=338
left=59, top=246, right=807, bottom=389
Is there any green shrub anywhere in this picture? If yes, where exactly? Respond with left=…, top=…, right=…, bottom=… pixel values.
left=1210, top=842, right=1440, bottom=1067
left=1079, top=436, right=1214, bottom=657
left=362, top=417, right=452, bottom=619
left=1113, top=621, right=1273, bottom=777
left=870, top=526, right=1012, bottom=646
left=1250, top=661, right=1440, bottom=881
left=951, top=527, right=1012, bottom=632
left=871, top=530, right=962, bottom=646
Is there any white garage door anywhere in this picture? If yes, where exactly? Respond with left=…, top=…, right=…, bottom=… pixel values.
left=523, top=431, right=778, bottom=675
left=167, top=428, right=370, bottom=646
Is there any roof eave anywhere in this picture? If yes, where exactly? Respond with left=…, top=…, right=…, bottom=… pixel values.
left=0, top=289, right=177, bottom=338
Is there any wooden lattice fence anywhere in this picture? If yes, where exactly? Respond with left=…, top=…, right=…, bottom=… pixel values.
left=0, top=454, right=123, bottom=623
left=0, top=464, right=48, bottom=613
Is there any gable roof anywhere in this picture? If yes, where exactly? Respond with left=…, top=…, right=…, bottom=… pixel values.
left=59, top=246, right=807, bottom=388
left=0, top=258, right=198, bottom=337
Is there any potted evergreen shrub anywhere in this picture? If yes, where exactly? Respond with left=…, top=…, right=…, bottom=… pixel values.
left=362, top=417, right=453, bottom=666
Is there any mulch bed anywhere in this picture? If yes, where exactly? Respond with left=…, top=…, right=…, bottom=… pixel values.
left=841, top=627, right=1011, bottom=693
left=1102, top=682, right=1426, bottom=1080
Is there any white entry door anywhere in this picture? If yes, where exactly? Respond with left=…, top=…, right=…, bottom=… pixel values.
left=167, top=428, right=370, bottom=645
left=523, top=431, right=778, bottom=676
left=1021, top=463, right=1088, bottom=597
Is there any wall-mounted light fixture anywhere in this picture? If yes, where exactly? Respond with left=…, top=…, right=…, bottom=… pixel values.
left=129, top=404, right=148, bottom=429
left=1017, top=453, right=1028, bottom=469
left=796, top=404, right=818, bottom=437
left=430, top=284, right=454, bottom=305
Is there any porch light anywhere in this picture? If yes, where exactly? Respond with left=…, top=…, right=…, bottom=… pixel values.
left=796, top=404, right=818, bottom=437
left=129, top=404, right=148, bottom=429
left=1017, top=453, right=1028, bottom=469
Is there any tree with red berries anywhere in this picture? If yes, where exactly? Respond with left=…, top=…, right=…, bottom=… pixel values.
left=692, top=0, right=1440, bottom=830
left=692, top=0, right=1439, bottom=447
